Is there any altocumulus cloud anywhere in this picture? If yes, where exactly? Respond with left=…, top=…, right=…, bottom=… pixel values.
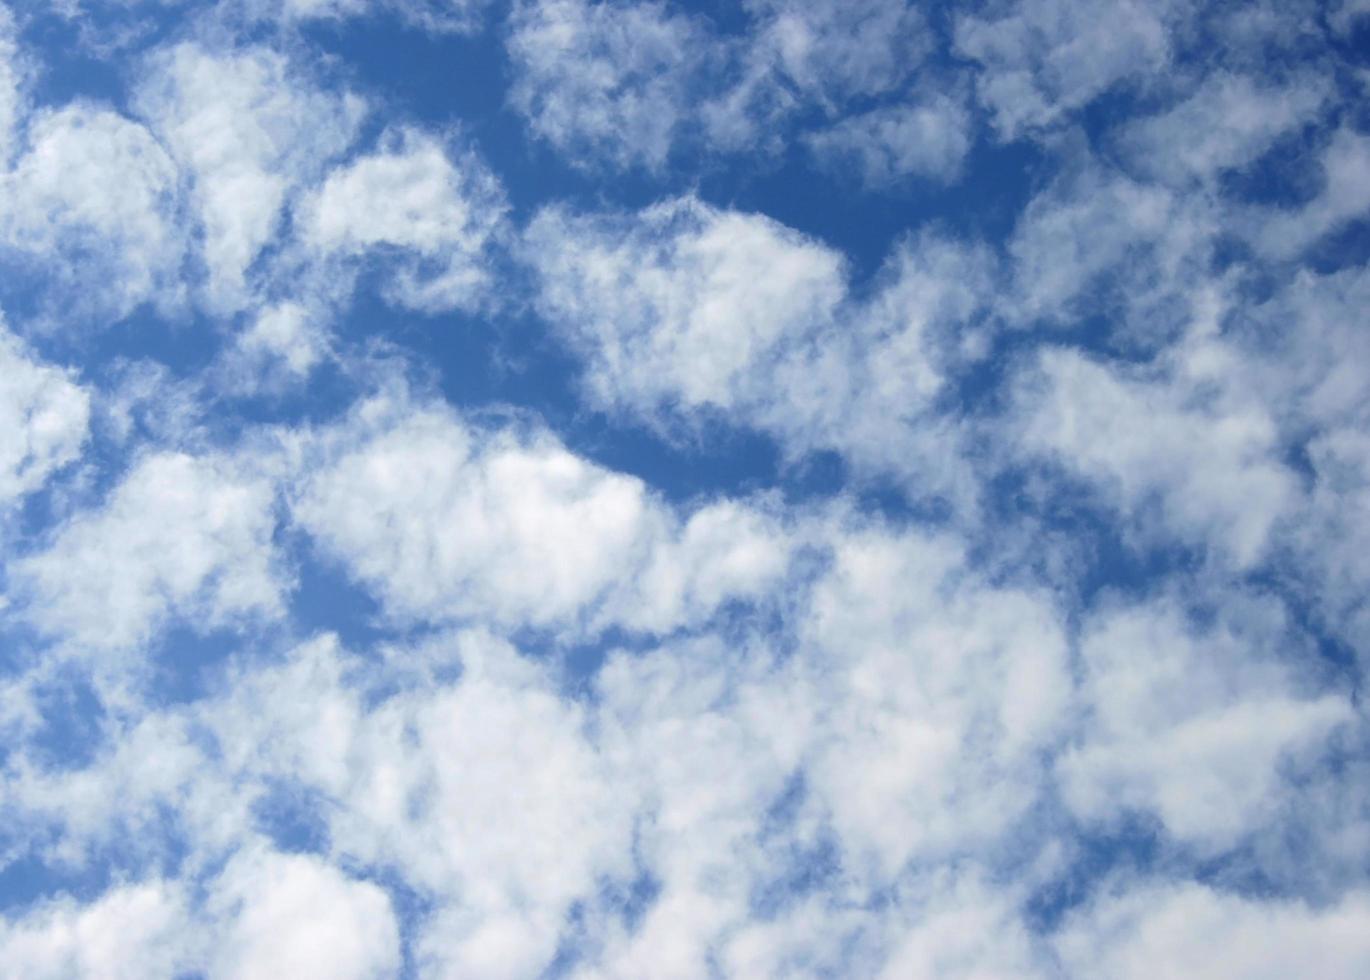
left=0, top=1, right=1369, bottom=978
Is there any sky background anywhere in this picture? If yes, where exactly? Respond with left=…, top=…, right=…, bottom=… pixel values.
left=1, top=0, right=1369, bottom=976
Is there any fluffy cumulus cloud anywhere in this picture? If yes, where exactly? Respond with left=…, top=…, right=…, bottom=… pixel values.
left=1, top=2, right=1369, bottom=978
left=11, top=449, right=288, bottom=652
left=524, top=196, right=847, bottom=413
left=1015, top=327, right=1296, bottom=566
left=0, top=882, right=196, bottom=979
left=955, top=0, right=1177, bottom=140
left=294, top=386, right=790, bottom=633
left=526, top=197, right=996, bottom=503
left=1056, top=882, right=1370, bottom=979
left=506, top=0, right=940, bottom=169
left=297, top=126, right=507, bottom=311
left=206, top=847, right=401, bottom=979
left=0, top=104, right=185, bottom=320
left=134, top=42, right=366, bottom=310
left=0, top=324, right=89, bottom=508
left=1060, top=590, right=1350, bottom=849
left=506, top=0, right=714, bottom=171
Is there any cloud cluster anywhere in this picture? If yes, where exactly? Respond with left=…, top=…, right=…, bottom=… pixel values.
left=505, top=0, right=962, bottom=177
left=0, top=1, right=1367, bottom=977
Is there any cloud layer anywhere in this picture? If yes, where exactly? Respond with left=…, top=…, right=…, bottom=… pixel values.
left=1, top=1, right=1368, bottom=977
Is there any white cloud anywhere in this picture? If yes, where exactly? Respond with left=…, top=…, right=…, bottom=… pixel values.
left=0, top=325, right=89, bottom=508
left=295, top=397, right=657, bottom=629
left=297, top=126, right=506, bottom=312
left=2, top=5, right=1368, bottom=975
left=700, top=0, right=929, bottom=151
left=1059, top=592, right=1351, bottom=849
left=1298, top=426, right=1370, bottom=659
left=506, top=0, right=933, bottom=168
left=740, top=0, right=928, bottom=104
left=1003, top=162, right=1209, bottom=331
left=0, top=881, right=197, bottom=980
left=0, top=104, right=186, bottom=321
left=579, top=516, right=1071, bottom=974
left=798, top=523, right=1070, bottom=876
left=604, top=497, right=792, bottom=634
left=135, top=42, right=365, bottom=310
left=205, top=631, right=634, bottom=978
left=506, top=0, right=713, bottom=171
left=527, top=198, right=994, bottom=503
left=1014, top=320, right=1296, bottom=567
left=804, top=90, right=972, bottom=186
left=220, top=300, right=331, bottom=393
left=525, top=196, right=847, bottom=414
left=207, top=847, right=401, bottom=980
left=1238, top=267, right=1370, bottom=656
left=584, top=634, right=814, bottom=977
left=870, top=875, right=1046, bottom=979
left=1248, top=127, right=1370, bottom=260
left=3, top=706, right=218, bottom=868
left=12, top=449, right=288, bottom=651
left=1057, top=882, right=1370, bottom=979
left=955, top=0, right=1175, bottom=140
left=294, top=388, right=792, bottom=633
left=0, top=3, right=25, bottom=165
left=1116, top=72, right=1328, bottom=186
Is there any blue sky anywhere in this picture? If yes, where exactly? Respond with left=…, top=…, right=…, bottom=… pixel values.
left=0, top=0, right=1369, bottom=976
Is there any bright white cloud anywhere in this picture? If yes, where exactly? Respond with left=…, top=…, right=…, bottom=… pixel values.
left=1, top=3, right=1368, bottom=976
left=1060, top=592, right=1351, bottom=849
left=294, top=388, right=792, bottom=633
left=578, top=516, right=1070, bottom=974
left=0, top=325, right=89, bottom=508
left=207, top=847, right=401, bottom=980
left=0, top=104, right=185, bottom=320
left=12, top=449, right=287, bottom=651
left=135, top=42, right=365, bottom=310
left=799, top=523, right=1070, bottom=875
left=1015, top=319, right=1297, bottom=567
left=526, top=198, right=994, bottom=503
left=525, top=196, right=846, bottom=414
left=201, top=631, right=633, bottom=978
left=297, top=126, right=506, bottom=312
left=506, top=0, right=712, bottom=171
left=1057, top=882, right=1370, bottom=979
left=956, top=0, right=1175, bottom=139
left=0, top=881, right=197, bottom=980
